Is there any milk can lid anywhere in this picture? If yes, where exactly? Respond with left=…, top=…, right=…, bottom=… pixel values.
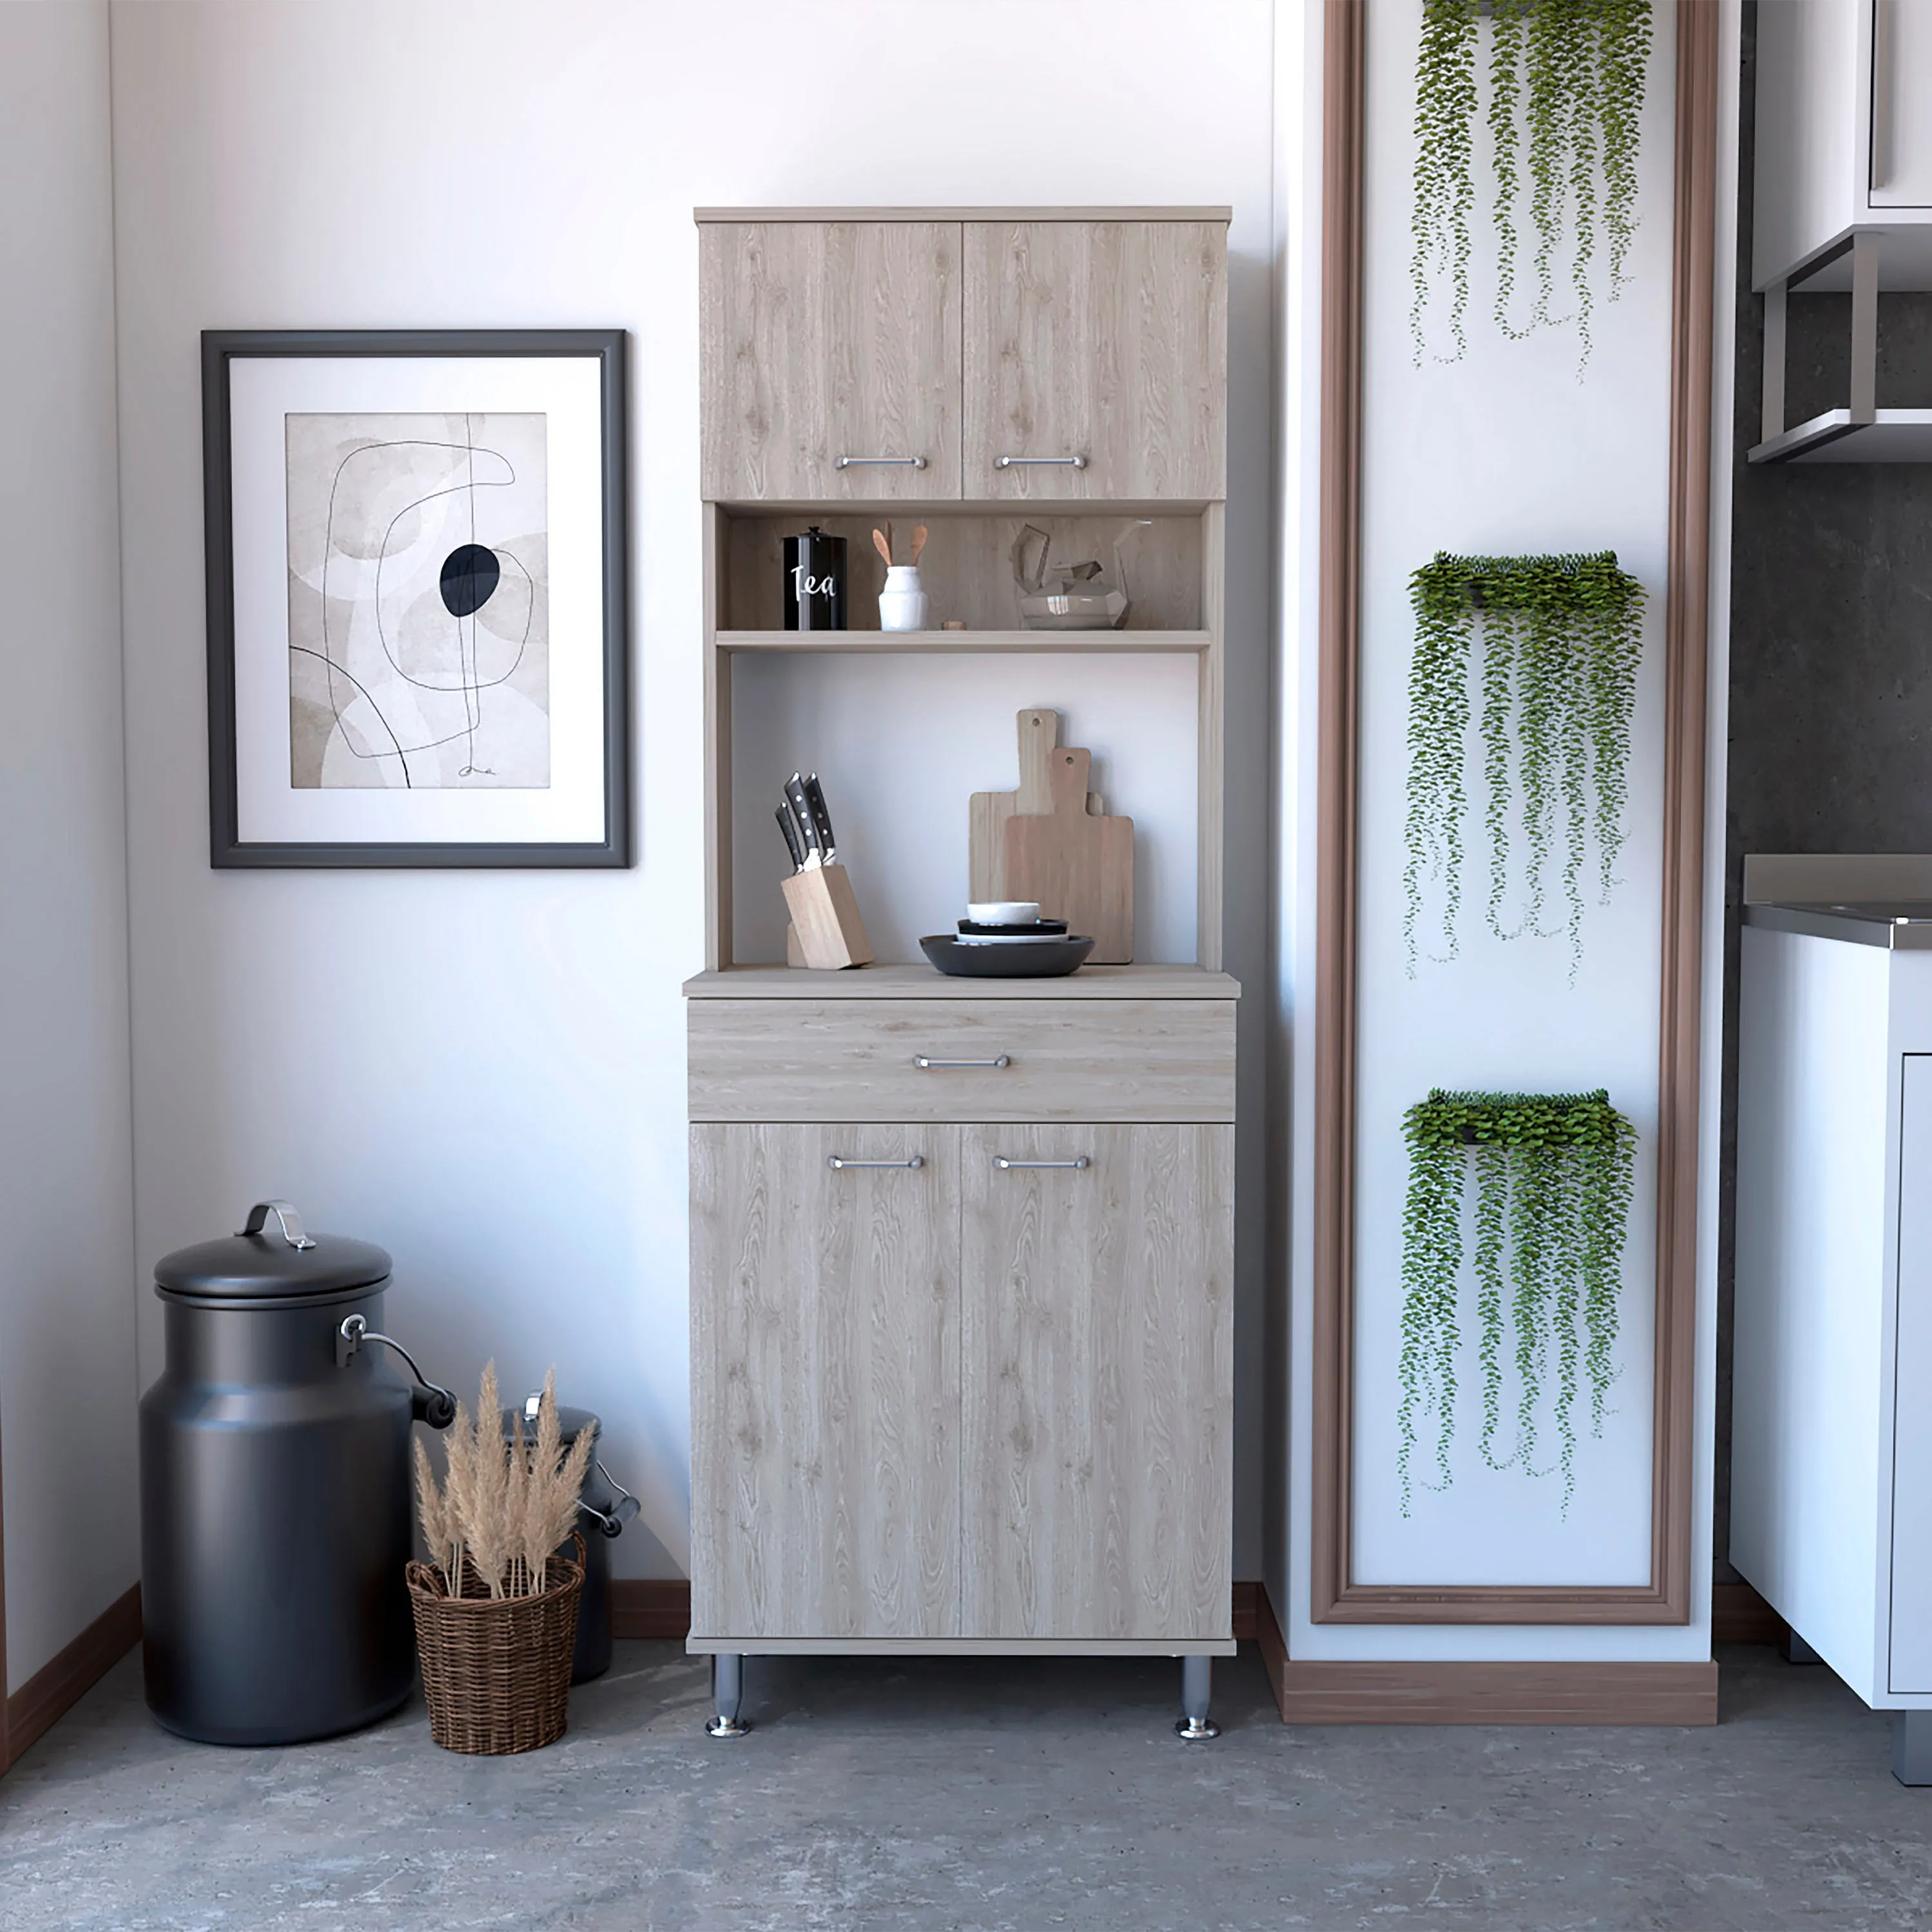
left=154, top=1201, right=392, bottom=1302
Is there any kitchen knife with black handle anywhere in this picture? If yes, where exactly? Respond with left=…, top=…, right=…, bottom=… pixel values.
left=784, top=773, right=823, bottom=866
left=776, top=800, right=808, bottom=872
left=801, top=773, right=837, bottom=862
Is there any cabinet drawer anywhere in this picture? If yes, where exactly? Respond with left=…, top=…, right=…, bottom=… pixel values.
left=688, top=998, right=1234, bottom=1122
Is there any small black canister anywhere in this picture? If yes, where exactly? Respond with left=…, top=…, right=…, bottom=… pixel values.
left=500, top=1397, right=640, bottom=1681
left=783, top=526, right=846, bottom=630
left=139, top=1201, right=453, bottom=1745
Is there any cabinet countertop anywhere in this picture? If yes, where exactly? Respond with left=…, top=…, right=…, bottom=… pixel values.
left=684, top=964, right=1241, bottom=1000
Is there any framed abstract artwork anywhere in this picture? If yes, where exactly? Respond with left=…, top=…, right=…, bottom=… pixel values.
left=202, top=329, right=628, bottom=866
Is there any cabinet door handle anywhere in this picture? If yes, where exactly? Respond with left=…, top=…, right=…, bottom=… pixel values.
left=913, top=1054, right=1010, bottom=1070
left=992, top=1155, right=1090, bottom=1171
left=835, top=455, right=927, bottom=469
left=828, top=1154, right=924, bottom=1171
left=994, top=454, right=1087, bottom=470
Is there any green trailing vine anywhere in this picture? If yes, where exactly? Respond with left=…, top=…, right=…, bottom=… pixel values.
left=1402, top=551, right=1643, bottom=979
left=1397, top=1090, right=1635, bottom=1517
left=1410, top=0, right=1654, bottom=370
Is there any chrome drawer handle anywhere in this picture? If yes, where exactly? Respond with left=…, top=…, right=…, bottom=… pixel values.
left=993, top=1155, right=1090, bottom=1171
left=994, top=454, right=1087, bottom=469
left=835, top=455, right=927, bottom=469
left=828, top=1154, right=924, bottom=1171
left=913, top=1054, right=1010, bottom=1070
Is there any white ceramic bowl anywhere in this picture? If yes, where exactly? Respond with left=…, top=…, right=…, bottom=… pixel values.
left=966, top=901, right=1041, bottom=925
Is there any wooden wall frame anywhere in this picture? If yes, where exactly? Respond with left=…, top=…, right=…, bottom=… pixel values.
left=1309, top=0, right=1721, bottom=1625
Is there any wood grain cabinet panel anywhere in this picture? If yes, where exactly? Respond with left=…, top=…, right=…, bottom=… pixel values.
left=961, top=222, right=1227, bottom=501
left=959, top=1124, right=1234, bottom=1640
left=699, top=222, right=963, bottom=501
left=689, top=1123, right=961, bottom=1642
left=688, top=998, right=1236, bottom=1124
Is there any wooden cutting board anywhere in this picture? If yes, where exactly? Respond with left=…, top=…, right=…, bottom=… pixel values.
left=1004, top=744, right=1135, bottom=962
left=967, top=709, right=1103, bottom=904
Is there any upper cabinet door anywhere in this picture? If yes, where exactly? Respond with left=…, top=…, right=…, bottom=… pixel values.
left=699, top=222, right=962, bottom=501
left=962, top=221, right=1227, bottom=502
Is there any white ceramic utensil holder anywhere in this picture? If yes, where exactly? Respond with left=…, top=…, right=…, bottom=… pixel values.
left=878, top=565, right=929, bottom=632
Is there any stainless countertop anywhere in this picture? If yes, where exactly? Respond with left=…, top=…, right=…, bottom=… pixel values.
left=1744, top=902, right=1932, bottom=950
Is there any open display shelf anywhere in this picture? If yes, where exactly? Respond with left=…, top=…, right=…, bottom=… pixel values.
left=715, top=629, right=1213, bottom=654
left=702, top=498, right=1226, bottom=972
left=1747, top=408, right=1932, bottom=466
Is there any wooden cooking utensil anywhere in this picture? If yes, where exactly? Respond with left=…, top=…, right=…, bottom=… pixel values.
left=909, top=524, right=928, bottom=564
left=871, top=527, right=893, bottom=567
left=1003, top=744, right=1134, bottom=963
left=968, top=710, right=1103, bottom=905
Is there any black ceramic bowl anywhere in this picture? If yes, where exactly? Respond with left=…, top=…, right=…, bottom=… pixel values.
left=920, top=934, right=1095, bottom=978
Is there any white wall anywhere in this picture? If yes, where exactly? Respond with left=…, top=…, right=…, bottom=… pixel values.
left=1276, top=0, right=1738, bottom=1657
left=0, top=1, right=142, bottom=1693
left=108, top=0, right=1278, bottom=1580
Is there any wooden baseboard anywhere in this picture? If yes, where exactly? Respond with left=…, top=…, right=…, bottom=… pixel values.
left=3, top=1584, right=142, bottom=1773
left=614, top=1580, right=1266, bottom=1645
left=1251, top=1584, right=1716, bottom=1725
left=611, top=1579, right=694, bottom=1640
left=1230, top=1579, right=1258, bottom=1642
left=1275, top=1658, right=1718, bottom=1725
left=1255, top=1575, right=1290, bottom=1710
left=1712, top=1579, right=1785, bottom=1645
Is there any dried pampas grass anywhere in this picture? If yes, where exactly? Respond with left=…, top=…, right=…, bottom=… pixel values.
left=415, top=1363, right=593, bottom=1600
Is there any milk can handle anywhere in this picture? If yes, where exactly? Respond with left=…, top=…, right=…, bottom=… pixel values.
left=580, top=1460, right=643, bottom=1540
left=336, top=1314, right=457, bottom=1428
left=238, top=1200, right=316, bottom=1250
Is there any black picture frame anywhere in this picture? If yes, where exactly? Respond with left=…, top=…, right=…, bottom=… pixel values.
left=202, top=328, right=629, bottom=867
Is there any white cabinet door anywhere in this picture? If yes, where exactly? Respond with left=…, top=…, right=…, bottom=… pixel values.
left=1871, top=0, right=1932, bottom=207
left=1891, top=1056, right=1932, bottom=1690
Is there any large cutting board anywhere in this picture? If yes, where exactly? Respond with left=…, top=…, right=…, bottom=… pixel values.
left=967, top=709, right=1103, bottom=905
left=1004, top=744, right=1135, bottom=962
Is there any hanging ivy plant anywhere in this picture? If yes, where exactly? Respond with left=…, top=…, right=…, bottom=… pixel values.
left=1410, top=0, right=1653, bottom=369
left=1402, top=551, right=1643, bottom=978
left=1397, top=1089, right=1634, bottom=1517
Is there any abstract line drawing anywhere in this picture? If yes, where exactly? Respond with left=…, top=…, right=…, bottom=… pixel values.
left=285, top=412, right=549, bottom=789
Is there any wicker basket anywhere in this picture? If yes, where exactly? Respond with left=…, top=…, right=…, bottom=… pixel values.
left=406, top=1535, right=585, bottom=1754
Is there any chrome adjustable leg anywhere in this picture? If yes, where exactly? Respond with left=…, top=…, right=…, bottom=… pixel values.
left=1175, top=1654, right=1219, bottom=1741
left=1894, top=1712, right=1932, bottom=1786
left=707, top=1653, right=750, bottom=1738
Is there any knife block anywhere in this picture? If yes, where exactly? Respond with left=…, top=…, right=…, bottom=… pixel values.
left=782, top=863, right=873, bottom=970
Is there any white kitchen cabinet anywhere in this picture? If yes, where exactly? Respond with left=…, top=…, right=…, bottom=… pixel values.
left=1731, top=858, right=1932, bottom=1782
left=1754, top=0, right=1932, bottom=289
left=1748, top=1, right=1932, bottom=464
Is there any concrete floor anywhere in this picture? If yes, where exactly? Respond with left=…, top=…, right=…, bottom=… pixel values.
left=1, top=1643, right=1927, bottom=1931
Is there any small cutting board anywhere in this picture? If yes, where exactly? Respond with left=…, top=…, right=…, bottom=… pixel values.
left=967, top=709, right=1103, bottom=904
left=1004, top=744, right=1134, bottom=962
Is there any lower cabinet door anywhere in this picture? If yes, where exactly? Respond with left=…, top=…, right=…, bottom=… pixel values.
left=960, top=1123, right=1234, bottom=1640
left=690, top=1123, right=960, bottom=1641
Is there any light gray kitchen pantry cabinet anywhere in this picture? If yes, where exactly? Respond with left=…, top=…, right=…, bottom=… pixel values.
left=688, top=206, right=1236, bottom=1743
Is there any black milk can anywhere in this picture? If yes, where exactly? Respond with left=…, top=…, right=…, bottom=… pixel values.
left=139, top=1202, right=454, bottom=1745
left=500, top=1396, right=641, bottom=1682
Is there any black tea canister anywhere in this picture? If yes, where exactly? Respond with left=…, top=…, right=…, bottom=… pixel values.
left=783, top=526, right=846, bottom=630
